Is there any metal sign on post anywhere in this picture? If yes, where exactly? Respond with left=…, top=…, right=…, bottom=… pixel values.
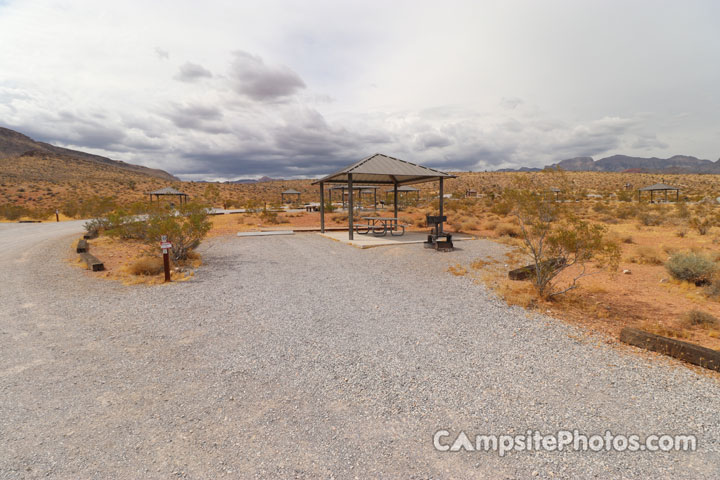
left=160, top=235, right=172, bottom=282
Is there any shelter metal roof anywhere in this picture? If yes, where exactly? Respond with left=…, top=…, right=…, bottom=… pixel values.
left=313, top=153, right=455, bottom=186
left=148, top=187, right=188, bottom=195
left=638, top=183, right=680, bottom=191
left=282, top=189, right=301, bottom=194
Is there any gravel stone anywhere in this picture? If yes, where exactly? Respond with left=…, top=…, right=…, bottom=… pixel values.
left=1, top=222, right=719, bottom=478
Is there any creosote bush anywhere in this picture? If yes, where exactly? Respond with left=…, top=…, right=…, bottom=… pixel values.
left=665, top=252, right=716, bottom=285
left=507, top=173, right=620, bottom=299
left=91, top=202, right=211, bottom=262
left=683, top=310, right=719, bottom=329
left=143, top=203, right=212, bottom=261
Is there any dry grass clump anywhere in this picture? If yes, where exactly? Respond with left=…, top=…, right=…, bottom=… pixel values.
left=127, top=257, right=165, bottom=276
left=497, top=280, right=538, bottom=308
left=628, top=245, right=665, bottom=265
left=682, top=310, right=719, bottom=329
left=470, top=258, right=497, bottom=270
left=447, top=264, right=468, bottom=276
left=640, top=321, right=689, bottom=339
left=495, top=222, right=521, bottom=238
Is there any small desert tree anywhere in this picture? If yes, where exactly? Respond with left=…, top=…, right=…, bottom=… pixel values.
left=144, top=202, right=212, bottom=261
left=507, top=174, right=619, bottom=299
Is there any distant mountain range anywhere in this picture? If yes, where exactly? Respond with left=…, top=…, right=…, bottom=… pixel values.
left=0, top=126, right=177, bottom=181
left=498, top=155, right=720, bottom=174
left=226, top=176, right=280, bottom=184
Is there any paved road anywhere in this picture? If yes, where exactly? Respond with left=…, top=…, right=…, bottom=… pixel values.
left=1, top=222, right=719, bottom=479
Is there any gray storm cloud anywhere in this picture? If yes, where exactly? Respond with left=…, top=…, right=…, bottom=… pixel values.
left=229, top=50, right=306, bottom=102
left=0, top=0, right=717, bottom=179
left=174, top=62, right=213, bottom=82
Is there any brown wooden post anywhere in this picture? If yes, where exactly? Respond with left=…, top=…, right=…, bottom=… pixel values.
left=348, top=174, right=354, bottom=240
left=55, top=209, right=59, bottom=222
left=319, top=182, right=325, bottom=233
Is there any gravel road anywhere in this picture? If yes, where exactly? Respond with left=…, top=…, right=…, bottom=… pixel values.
left=1, top=223, right=719, bottom=479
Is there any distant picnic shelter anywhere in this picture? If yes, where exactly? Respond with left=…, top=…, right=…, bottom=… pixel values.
left=312, top=153, right=455, bottom=240
left=385, top=185, right=420, bottom=204
left=147, top=187, right=189, bottom=205
left=638, top=183, right=680, bottom=203
left=281, top=189, right=301, bottom=204
left=329, top=185, right=380, bottom=210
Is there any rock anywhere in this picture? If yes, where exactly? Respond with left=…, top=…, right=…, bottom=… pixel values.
left=660, top=278, right=668, bottom=283
left=623, top=269, right=632, bottom=275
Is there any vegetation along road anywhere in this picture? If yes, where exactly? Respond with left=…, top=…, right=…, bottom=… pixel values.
left=1, top=222, right=719, bottom=478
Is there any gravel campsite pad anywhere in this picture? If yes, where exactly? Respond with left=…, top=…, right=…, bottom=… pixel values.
left=1, top=222, right=719, bottom=478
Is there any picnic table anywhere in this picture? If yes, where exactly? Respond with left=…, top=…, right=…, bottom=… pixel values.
left=354, top=217, right=405, bottom=236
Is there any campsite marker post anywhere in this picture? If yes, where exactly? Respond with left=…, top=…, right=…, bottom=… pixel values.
left=160, top=235, right=172, bottom=282
left=55, top=209, right=59, bottom=222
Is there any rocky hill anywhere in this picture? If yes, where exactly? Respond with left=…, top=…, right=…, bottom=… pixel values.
left=0, top=126, right=177, bottom=181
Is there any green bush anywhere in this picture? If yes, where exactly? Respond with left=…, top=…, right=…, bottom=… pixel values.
left=143, top=203, right=212, bottom=261
left=665, top=252, right=716, bottom=285
left=490, top=199, right=513, bottom=216
left=0, top=204, right=29, bottom=220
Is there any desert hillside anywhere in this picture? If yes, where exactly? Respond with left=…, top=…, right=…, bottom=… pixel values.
left=0, top=126, right=177, bottom=182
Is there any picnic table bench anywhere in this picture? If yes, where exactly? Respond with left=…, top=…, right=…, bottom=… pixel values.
left=354, top=216, right=406, bottom=236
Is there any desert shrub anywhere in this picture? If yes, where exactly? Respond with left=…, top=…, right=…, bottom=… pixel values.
left=614, top=204, right=636, bottom=219
left=78, top=196, right=117, bottom=218
left=495, top=222, right=521, bottom=237
left=83, top=217, right=111, bottom=234
left=616, top=190, right=633, bottom=202
left=682, top=310, right=719, bottom=328
left=665, top=252, right=716, bottom=285
left=61, top=199, right=80, bottom=218
left=630, top=245, right=664, bottom=265
left=244, top=198, right=264, bottom=213
left=689, top=216, right=714, bottom=235
left=490, top=199, right=513, bottom=216
left=128, top=257, right=165, bottom=276
left=0, top=204, right=29, bottom=220
left=638, top=212, right=663, bottom=226
left=260, top=209, right=279, bottom=224
left=674, top=202, right=691, bottom=219
left=506, top=175, right=620, bottom=299
left=143, top=202, right=212, bottom=261
left=592, top=202, right=609, bottom=213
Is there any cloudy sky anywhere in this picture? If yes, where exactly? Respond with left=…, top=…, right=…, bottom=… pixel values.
left=1, top=0, right=718, bottom=180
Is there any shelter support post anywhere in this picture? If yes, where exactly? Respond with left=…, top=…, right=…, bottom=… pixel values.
left=348, top=174, right=354, bottom=240
left=319, top=182, right=325, bottom=233
left=393, top=183, right=398, bottom=222
left=439, top=177, right=444, bottom=234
